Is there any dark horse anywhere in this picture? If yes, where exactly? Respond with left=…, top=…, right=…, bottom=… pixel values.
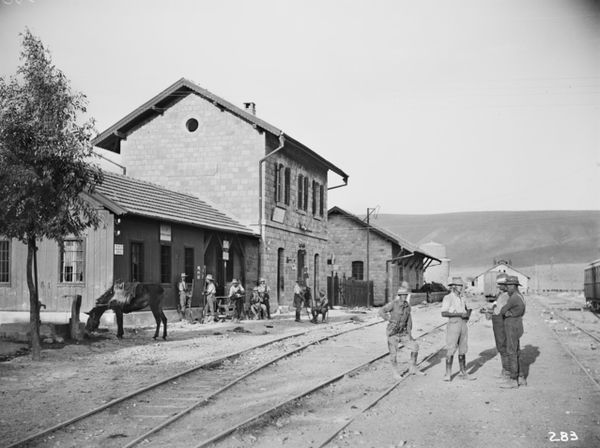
left=85, top=282, right=167, bottom=340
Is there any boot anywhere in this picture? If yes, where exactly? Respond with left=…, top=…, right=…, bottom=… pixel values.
left=496, top=368, right=510, bottom=378
left=390, top=361, right=402, bottom=380
left=408, top=352, right=426, bottom=376
left=458, top=355, right=475, bottom=380
left=443, top=356, right=453, bottom=381
left=499, top=377, right=519, bottom=389
left=518, top=376, right=527, bottom=387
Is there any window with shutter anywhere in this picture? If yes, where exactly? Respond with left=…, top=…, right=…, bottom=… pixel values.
left=284, top=167, right=291, bottom=205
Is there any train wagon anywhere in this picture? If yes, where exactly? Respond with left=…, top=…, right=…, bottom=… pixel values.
left=584, top=259, right=600, bottom=311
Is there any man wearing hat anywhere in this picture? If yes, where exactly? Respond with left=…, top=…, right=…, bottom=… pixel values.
left=378, top=281, right=425, bottom=379
left=441, top=276, right=474, bottom=381
left=203, top=274, right=218, bottom=323
left=256, top=278, right=272, bottom=319
left=178, top=273, right=193, bottom=323
left=229, top=278, right=246, bottom=323
left=481, top=273, right=510, bottom=378
left=499, top=275, right=526, bottom=388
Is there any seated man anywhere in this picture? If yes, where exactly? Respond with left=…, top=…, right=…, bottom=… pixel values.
left=311, top=291, right=329, bottom=323
left=250, top=287, right=267, bottom=319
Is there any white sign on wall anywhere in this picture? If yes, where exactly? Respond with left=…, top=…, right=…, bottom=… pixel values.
left=114, top=244, right=124, bottom=255
left=272, top=207, right=286, bottom=224
left=160, top=224, right=171, bottom=242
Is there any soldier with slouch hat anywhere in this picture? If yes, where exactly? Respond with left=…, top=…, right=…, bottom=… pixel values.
left=379, top=281, right=425, bottom=380
left=499, top=275, right=527, bottom=388
left=203, top=274, right=218, bottom=323
left=441, top=276, right=474, bottom=381
left=481, top=273, right=511, bottom=378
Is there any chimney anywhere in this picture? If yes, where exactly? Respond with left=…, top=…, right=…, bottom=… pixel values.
left=243, top=102, right=256, bottom=115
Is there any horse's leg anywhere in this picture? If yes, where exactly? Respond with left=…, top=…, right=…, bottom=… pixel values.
left=161, top=309, right=167, bottom=340
left=151, top=307, right=160, bottom=340
left=115, top=309, right=124, bottom=339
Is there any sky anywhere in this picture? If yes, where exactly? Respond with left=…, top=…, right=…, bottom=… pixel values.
left=1, top=0, right=598, bottom=215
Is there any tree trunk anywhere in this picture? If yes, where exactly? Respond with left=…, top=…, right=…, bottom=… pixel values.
left=27, top=235, right=41, bottom=361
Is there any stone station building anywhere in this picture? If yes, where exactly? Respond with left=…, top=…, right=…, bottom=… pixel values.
left=92, top=78, right=349, bottom=309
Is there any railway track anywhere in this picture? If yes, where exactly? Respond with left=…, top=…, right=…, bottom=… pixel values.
left=8, top=318, right=378, bottom=448
left=156, top=320, right=450, bottom=448
left=207, top=312, right=479, bottom=448
left=534, top=297, right=600, bottom=391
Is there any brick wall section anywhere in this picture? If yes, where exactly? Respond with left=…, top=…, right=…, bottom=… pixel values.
left=328, top=214, right=427, bottom=305
left=328, top=214, right=392, bottom=305
left=121, top=94, right=263, bottom=227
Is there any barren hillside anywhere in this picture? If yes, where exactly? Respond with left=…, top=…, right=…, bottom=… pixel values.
left=373, top=210, right=600, bottom=268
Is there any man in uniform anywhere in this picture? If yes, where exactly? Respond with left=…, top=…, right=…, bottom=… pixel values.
left=441, top=277, right=474, bottom=381
left=481, top=273, right=510, bottom=378
left=311, top=290, right=329, bottom=323
left=177, top=273, right=192, bottom=323
left=293, top=281, right=304, bottom=322
left=257, top=278, right=271, bottom=319
left=379, top=281, right=425, bottom=379
left=203, top=274, right=218, bottom=323
left=229, top=278, right=246, bottom=323
left=499, top=275, right=526, bottom=388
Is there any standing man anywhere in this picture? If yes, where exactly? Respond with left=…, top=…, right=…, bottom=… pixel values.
left=499, top=275, right=526, bottom=388
left=441, top=277, right=474, bottom=381
left=177, top=273, right=192, bottom=322
left=257, top=278, right=271, bottom=319
left=379, top=282, right=425, bottom=379
left=293, top=281, right=304, bottom=322
left=229, top=279, right=246, bottom=323
left=481, top=273, right=510, bottom=378
left=203, top=274, right=218, bottom=323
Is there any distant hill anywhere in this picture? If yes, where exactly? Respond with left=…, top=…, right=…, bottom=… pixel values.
left=372, top=210, right=600, bottom=269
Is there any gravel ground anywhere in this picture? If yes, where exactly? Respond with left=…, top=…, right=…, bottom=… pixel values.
left=0, top=309, right=364, bottom=446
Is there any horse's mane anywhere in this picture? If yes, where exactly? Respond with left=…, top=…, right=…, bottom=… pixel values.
left=95, top=286, right=115, bottom=306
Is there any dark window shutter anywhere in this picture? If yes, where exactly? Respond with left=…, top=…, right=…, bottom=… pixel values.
left=284, top=167, right=291, bottom=205
left=298, top=174, right=303, bottom=209
left=319, top=184, right=324, bottom=216
left=274, top=162, right=279, bottom=202
left=303, top=177, right=309, bottom=211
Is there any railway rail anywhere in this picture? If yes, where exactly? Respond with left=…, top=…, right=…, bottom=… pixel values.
left=8, top=318, right=377, bottom=448
left=177, top=321, right=450, bottom=448
left=206, top=314, right=479, bottom=448
left=534, top=297, right=600, bottom=391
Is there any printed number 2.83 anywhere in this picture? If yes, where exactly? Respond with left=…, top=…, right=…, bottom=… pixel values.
left=549, top=431, right=578, bottom=442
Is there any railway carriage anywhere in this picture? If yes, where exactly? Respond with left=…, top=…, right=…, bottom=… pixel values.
left=584, top=259, right=600, bottom=311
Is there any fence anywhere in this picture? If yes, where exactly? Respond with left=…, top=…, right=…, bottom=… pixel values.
left=327, top=274, right=373, bottom=308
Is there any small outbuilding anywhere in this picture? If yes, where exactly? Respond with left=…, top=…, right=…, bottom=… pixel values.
left=327, top=207, right=440, bottom=306
left=471, top=261, right=530, bottom=297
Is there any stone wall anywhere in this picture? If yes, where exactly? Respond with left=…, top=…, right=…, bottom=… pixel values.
left=121, top=94, right=263, bottom=226
left=327, top=214, right=392, bottom=305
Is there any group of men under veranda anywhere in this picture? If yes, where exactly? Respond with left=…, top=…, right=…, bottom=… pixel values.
left=378, top=274, right=526, bottom=389
left=177, top=274, right=329, bottom=325
left=177, top=270, right=526, bottom=389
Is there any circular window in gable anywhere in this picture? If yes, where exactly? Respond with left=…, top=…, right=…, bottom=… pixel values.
left=186, top=118, right=199, bottom=132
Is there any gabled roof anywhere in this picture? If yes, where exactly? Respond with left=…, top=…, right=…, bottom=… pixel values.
left=474, top=263, right=531, bottom=279
left=91, top=171, right=257, bottom=236
left=328, top=206, right=440, bottom=262
left=92, top=78, right=348, bottom=180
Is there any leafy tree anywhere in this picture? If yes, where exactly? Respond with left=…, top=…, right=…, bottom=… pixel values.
left=0, top=30, right=102, bottom=360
